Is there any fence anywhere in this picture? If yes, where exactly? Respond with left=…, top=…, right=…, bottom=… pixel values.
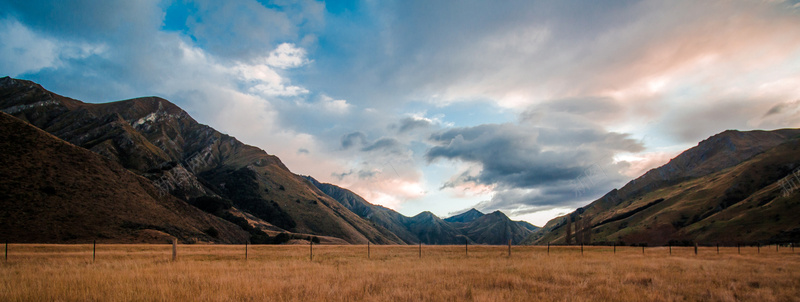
left=2, top=241, right=796, bottom=263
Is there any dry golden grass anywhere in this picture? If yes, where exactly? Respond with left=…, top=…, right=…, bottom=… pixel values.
left=1, top=244, right=798, bottom=301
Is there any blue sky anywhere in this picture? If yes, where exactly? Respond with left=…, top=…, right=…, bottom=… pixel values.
left=2, top=0, right=800, bottom=226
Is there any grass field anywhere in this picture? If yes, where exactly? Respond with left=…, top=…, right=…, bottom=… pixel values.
left=1, top=244, right=798, bottom=301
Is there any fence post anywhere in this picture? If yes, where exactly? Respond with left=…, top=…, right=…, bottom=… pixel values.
left=737, top=243, right=740, bottom=254
left=694, top=243, right=698, bottom=255
left=5, top=241, right=7, bottom=262
left=716, top=243, right=719, bottom=255
left=465, top=239, right=468, bottom=257
left=368, top=241, right=370, bottom=259
left=581, top=243, right=584, bottom=256
left=776, top=244, right=779, bottom=253
left=245, top=242, right=248, bottom=260
left=669, top=243, right=671, bottom=255
left=419, top=242, right=421, bottom=259
left=547, top=243, right=550, bottom=255
left=310, top=240, right=313, bottom=261
left=93, top=240, right=96, bottom=263
left=757, top=243, right=760, bottom=254
left=172, top=238, right=177, bottom=261
left=642, top=245, right=644, bottom=255
left=508, top=239, right=511, bottom=257
left=613, top=243, right=615, bottom=254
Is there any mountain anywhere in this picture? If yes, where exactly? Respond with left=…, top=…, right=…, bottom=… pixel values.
left=454, top=211, right=534, bottom=245
left=526, top=129, right=800, bottom=246
left=304, top=176, right=420, bottom=244
left=0, top=76, right=402, bottom=244
left=514, top=220, right=540, bottom=231
left=443, top=208, right=484, bottom=223
left=0, top=111, right=249, bottom=243
left=305, top=176, right=537, bottom=244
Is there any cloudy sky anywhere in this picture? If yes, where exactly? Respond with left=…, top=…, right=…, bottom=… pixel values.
left=2, top=0, right=800, bottom=226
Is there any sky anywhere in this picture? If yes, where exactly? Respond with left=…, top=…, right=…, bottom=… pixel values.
left=2, top=0, right=800, bottom=226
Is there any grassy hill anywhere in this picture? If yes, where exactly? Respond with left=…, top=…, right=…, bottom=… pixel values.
left=527, top=129, right=800, bottom=246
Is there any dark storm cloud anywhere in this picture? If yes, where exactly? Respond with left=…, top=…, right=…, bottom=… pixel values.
left=426, top=122, right=641, bottom=209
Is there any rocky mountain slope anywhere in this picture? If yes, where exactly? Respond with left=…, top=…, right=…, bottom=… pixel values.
left=526, top=129, right=800, bottom=246
left=0, top=76, right=402, bottom=244
left=306, top=176, right=537, bottom=244
left=0, top=111, right=249, bottom=243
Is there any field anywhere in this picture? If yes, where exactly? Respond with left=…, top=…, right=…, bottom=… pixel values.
left=1, top=244, right=798, bottom=301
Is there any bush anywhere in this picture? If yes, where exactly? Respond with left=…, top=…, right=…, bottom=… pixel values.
left=204, top=227, right=219, bottom=238
left=273, top=232, right=291, bottom=244
left=190, top=196, right=233, bottom=213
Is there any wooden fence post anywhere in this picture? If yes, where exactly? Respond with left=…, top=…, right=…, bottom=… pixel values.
left=93, top=240, right=96, bottom=263
left=581, top=243, right=584, bottom=256
left=547, top=243, right=550, bottom=255
left=310, top=240, right=313, bottom=261
left=737, top=243, right=740, bottom=254
left=716, top=243, right=719, bottom=255
left=172, top=238, right=177, bottom=261
left=245, top=242, right=248, bottom=260
left=5, top=241, right=7, bottom=262
left=642, top=245, right=644, bottom=255
left=669, top=243, right=672, bottom=255
left=613, top=243, right=615, bottom=254
left=508, top=239, right=511, bottom=257
left=694, top=243, right=698, bottom=255
left=757, top=243, right=760, bottom=254
left=465, top=239, right=468, bottom=257
left=776, top=244, right=779, bottom=253
left=419, top=242, right=421, bottom=259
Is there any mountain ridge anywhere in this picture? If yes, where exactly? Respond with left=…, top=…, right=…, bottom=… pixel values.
left=304, top=176, right=539, bottom=244
left=0, top=76, right=402, bottom=245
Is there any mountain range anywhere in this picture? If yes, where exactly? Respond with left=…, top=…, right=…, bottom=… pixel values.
left=305, top=176, right=537, bottom=244
left=0, top=76, right=534, bottom=245
left=3, top=76, right=798, bottom=246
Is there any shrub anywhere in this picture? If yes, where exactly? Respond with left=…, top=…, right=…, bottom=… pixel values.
left=273, top=232, right=291, bottom=244
left=204, top=227, right=219, bottom=238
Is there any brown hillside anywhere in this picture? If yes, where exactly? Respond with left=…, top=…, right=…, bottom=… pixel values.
left=0, top=76, right=401, bottom=244
left=0, top=112, right=249, bottom=243
left=528, top=129, right=800, bottom=246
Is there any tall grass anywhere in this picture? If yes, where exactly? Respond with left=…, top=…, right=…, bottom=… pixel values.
left=1, top=244, right=798, bottom=301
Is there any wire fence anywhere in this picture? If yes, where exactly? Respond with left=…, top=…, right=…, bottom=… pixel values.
left=2, top=241, right=797, bottom=263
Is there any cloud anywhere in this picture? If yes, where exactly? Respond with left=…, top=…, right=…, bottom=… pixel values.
left=319, top=95, right=351, bottom=113
left=341, top=132, right=368, bottom=149
left=426, top=121, right=642, bottom=210
left=361, top=138, right=402, bottom=153
left=397, top=116, right=434, bottom=133
left=267, top=43, right=312, bottom=69
left=184, top=0, right=322, bottom=59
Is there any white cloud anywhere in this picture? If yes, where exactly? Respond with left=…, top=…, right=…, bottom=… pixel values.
left=319, top=95, right=351, bottom=113
left=267, top=43, right=312, bottom=69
